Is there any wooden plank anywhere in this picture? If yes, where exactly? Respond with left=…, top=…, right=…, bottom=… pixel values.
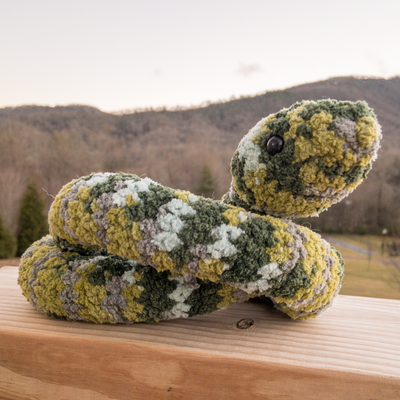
left=0, top=266, right=399, bottom=400
left=0, top=259, right=20, bottom=268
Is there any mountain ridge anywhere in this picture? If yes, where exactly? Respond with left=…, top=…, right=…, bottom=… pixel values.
left=0, top=76, right=399, bottom=235
left=2, top=75, right=400, bottom=115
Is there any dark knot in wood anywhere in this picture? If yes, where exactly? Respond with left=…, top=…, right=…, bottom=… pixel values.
left=236, top=318, right=254, bottom=329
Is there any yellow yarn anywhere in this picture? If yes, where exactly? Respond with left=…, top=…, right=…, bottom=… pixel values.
left=106, top=207, right=142, bottom=260
left=74, top=263, right=114, bottom=323
left=243, top=171, right=331, bottom=216
left=217, top=284, right=240, bottom=308
left=294, top=113, right=346, bottom=166
left=284, top=102, right=310, bottom=140
left=262, top=216, right=293, bottom=264
left=152, top=250, right=178, bottom=272
left=48, top=181, right=79, bottom=244
left=223, top=207, right=247, bottom=226
left=341, top=150, right=358, bottom=172
left=67, top=198, right=102, bottom=246
left=175, top=190, right=192, bottom=204
left=358, top=154, right=372, bottom=167
left=121, top=284, right=145, bottom=322
left=356, top=116, right=380, bottom=149
left=196, top=258, right=225, bottom=282
left=299, top=163, right=347, bottom=192
left=35, top=258, right=69, bottom=317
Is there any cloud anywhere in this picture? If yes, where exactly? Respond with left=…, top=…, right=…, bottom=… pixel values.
left=365, top=51, right=396, bottom=77
left=236, top=62, right=263, bottom=77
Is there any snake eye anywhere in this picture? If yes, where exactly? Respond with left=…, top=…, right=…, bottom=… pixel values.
left=266, top=136, right=284, bottom=155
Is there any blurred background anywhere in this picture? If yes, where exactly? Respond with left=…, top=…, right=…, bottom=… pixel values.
left=0, top=0, right=399, bottom=298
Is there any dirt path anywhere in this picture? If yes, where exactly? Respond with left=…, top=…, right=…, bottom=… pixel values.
left=324, top=236, right=379, bottom=256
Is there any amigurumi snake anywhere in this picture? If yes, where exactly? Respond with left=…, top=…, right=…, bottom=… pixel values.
left=18, top=99, right=381, bottom=323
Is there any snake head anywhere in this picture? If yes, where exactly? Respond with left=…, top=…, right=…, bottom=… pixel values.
left=224, top=99, right=381, bottom=218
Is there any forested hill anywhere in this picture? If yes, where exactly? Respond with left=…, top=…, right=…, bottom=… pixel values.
left=1, top=76, right=400, bottom=235
left=1, top=76, right=400, bottom=146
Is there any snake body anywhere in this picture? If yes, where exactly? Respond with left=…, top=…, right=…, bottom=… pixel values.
left=18, top=100, right=381, bottom=323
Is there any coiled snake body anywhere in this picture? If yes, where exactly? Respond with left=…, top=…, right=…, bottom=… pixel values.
left=18, top=100, right=381, bottom=323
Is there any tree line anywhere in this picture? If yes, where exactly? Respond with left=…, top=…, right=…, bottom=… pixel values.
left=2, top=76, right=400, bottom=255
left=0, top=182, right=48, bottom=259
left=0, top=166, right=218, bottom=260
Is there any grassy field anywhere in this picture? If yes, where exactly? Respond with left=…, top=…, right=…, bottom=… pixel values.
left=1, top=235, right=400, bottom=300
left=329, top=234, right=400, bottom=254
left=322, top=234, right=400, bottom=300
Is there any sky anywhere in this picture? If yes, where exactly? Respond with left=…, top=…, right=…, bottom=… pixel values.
left=1, top=0, right=399, bottom=112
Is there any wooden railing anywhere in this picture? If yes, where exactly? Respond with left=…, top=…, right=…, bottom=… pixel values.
left=0, top=266, right=399, bottom=400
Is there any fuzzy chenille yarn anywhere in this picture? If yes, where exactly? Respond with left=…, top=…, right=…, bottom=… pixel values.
left=224, top=100, right=381, bottom=217
left=18, top=100, right=381, bottom=324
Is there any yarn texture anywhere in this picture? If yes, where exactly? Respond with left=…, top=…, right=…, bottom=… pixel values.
left=18, top=99, right=381, bottom=324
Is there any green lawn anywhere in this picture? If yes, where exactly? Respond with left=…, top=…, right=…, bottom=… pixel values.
left=331, top=233, right=400, bottom=255
left=325, top=235, right=400, bottom=300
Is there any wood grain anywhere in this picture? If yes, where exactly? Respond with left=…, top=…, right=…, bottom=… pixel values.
left=1, top=266, right=399, bottom=400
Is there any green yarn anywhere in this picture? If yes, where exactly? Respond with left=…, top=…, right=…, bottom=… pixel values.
left=83, top=172, right=140, bottom=213
left=228, top=99, right=381, bottom=218
left=297, top=100, right=376, bottom=122
left=88, top=256, right=133, bottom=286
left=221, top=217, right=278, bottom=283
left=125, top=184, right=176, bottom=222
left=134, top=266, right=178, bottom=322
left=296, top=123, right=313, bottom=138
left=54, top=236, right=100, bottom=254
left=345, top=164, right=372, bottom=184
left=178, top=199, right=230, bottom=246
left=265, top=263, right=311, bottom=298
left=186, top=280, right=224, bottom=317
left=18, top=99, right=381, bottom=323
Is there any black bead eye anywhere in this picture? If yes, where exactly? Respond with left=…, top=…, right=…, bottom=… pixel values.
left=266, top=136, right=284, bottom=155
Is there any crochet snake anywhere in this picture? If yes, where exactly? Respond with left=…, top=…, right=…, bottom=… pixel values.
left=18, top=99, right=381, bottom=323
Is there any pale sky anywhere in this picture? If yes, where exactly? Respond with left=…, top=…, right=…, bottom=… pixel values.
left=1, top=0, right=399, bottom=112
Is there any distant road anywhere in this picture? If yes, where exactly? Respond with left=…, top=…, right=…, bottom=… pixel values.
left=324, top=236, right=379, bottom=256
